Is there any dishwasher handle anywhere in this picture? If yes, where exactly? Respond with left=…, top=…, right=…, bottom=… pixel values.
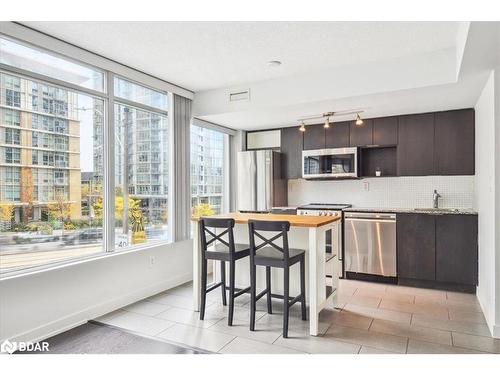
left=344, top=212, right=396, bottom=220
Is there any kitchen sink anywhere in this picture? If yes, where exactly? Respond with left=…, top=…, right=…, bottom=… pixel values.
left=413, top=208, right=460, bottom=213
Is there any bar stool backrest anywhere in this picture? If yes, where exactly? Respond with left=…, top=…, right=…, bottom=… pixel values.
left=248, top=220, right=291, bottom=262
left=199, top=217, right=236, bottom=256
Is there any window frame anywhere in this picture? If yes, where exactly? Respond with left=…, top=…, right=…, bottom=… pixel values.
left=0, top=34, right=176, bottom=278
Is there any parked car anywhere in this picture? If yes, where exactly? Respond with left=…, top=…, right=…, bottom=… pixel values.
left=62, top=228, right=103, bottom=245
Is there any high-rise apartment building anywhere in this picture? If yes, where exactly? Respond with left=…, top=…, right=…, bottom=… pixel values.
left=0, top=72, right=81, bottom=223
left=190, top=125, right=225, bottom=214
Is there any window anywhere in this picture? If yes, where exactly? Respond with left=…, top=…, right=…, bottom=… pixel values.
left=0, top=37, right=174, bottom=276
left=0, top=37, right=105, bottom=92
left=114, top=102, right=169, bottom=248
left=0, top=71, right=104, bottom=274
left=190, top=125, right=227, bottom=218
left=114, top=77, right=168, bottom=111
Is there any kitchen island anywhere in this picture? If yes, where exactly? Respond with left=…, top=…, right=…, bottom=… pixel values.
left=192, top=212, right=341, bottom=336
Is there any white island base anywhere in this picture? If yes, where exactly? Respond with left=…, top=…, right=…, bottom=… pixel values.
left=192, top=213, right=341, bottom=336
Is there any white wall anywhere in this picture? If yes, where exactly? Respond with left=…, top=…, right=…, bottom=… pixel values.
left=474, top=71, right=497, bottom=334
left=288, top=176, right=475, bottom=209
left=0, top=240, right=193, bottom=342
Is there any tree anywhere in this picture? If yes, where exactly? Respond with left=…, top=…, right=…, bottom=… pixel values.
left=47, top=193, right=71, bottom=223
left=20, top=168, right=34, bottom=224
left=192, top=203, right=215, bottom=218
left=0, top=201, right=14, bottom=223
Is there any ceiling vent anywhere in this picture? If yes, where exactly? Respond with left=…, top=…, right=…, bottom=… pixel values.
left=229, top=89, right=250, bottom=103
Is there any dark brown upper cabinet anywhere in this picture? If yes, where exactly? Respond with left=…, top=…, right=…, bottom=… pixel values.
left=325, top=121, right=350, bottom=148
left=280, top=126, right=303, bottom=179
left=303, top=124, right=326, bottom=150
left=397, top=213, right=436, bottom=281
left=349, top=119, right=373, bottom=147
left=373, top=116, right=398, bottom=146
left=434, top=109, right=475, bottom=176
left=397, top=113, right=435, bottom=176
left=435, top=214, right=478, bottom=286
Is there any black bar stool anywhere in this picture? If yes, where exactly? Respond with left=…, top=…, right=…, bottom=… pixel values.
left=248, top=220, right=306, bottom=338
left=199, top=217, right=251, bottom=326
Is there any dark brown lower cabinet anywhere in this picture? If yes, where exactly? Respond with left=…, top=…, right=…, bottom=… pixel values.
left=397, top=213, right=436, bottom=281
left=396, top=213, right=478, bottom=292
left=435, top=215, right=478, bottom=285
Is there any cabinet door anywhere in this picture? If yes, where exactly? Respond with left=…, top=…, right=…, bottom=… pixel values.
left=397, top=213, right=436, bottom=281
left=397, top=113, right=435, bottom=176
left=373, top=116, right=398, bottom=146
left=350, top=119, right=373, bottom=146
left=434, top=109, right=475, bottom=175
left=325, top=121, right=350, bottom=148
left=280, top=126, right=303, bottom=179
left=436, top=215, right=478, bottom=285
left=303, top=124, right=325, bottom=150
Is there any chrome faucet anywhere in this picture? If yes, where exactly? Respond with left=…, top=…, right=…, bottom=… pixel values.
left=433, top=189, right=441, bottom=209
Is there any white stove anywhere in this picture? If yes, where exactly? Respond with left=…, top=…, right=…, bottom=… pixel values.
left=297, top=203, right=351, bottom=278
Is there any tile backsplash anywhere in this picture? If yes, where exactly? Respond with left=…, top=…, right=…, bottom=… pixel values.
left=288, top=176, right=475, bottom=209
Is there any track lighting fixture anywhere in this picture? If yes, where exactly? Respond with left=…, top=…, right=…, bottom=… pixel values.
left=355, top=113, right=364, bottom=126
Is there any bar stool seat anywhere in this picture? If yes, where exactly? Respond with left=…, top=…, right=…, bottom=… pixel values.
left=206, top=243, right=250, bottom=261
left=254, top=246, right=304, bottom=267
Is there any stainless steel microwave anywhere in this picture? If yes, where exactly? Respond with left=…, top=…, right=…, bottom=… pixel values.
left=302, top=147, right=358, bottom=179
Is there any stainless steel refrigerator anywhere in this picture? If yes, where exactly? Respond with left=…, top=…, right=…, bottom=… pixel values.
left=237, top=150, right=287, bottom=212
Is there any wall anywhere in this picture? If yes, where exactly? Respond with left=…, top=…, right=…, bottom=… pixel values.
left=474, top=71, right=497, bottom=335
left=288, top=175, right=475, bottom=209
left=0, top=240, right=193, bottom=342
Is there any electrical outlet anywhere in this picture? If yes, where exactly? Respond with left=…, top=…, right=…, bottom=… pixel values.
left=363, top=181, right=370, bottom=191
left=149, top=255, right=156, bottom=268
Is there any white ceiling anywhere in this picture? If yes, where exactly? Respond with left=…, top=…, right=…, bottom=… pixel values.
left=20, top=21, right=499, bottom=131
left=23, top=21, right=461, bottom=92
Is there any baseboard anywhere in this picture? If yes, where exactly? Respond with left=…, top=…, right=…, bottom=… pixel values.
left=6, top=272, right=192, bottom=343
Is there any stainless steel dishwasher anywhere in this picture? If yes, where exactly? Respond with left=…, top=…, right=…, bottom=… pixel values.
left=344, top=212, right=397, bottom=277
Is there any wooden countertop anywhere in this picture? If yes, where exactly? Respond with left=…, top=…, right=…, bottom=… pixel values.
left=191, top=212, right=340, bottom=228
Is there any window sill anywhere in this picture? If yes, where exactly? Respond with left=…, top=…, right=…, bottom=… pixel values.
left=0, top=240, right=181, bottom=282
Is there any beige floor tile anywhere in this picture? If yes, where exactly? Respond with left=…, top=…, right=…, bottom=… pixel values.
left=386, top=285, right=446, bottom=299
left=256, top=312, right=331, bottom=336
left=148, top=293, right=206, bottom=310
left=208, top=317, right=282, bottom=344
left=359, top=346, right=398, bottom=354
left=219, top=336, right=306, bottom=354
left=446, top=291, right=479, bottom=304
left=379, top=299, right=449, bottom=320
left=155, top=306, right=224, bottom=328
left=325, top=324, right=408, bottom=353
left=122, top=301, right=171, bottom=316
left=411, top=314, right=491, bottom=337
left=327, top=309, right=373, bottom=330
left=448, top=310, right=487, bottom=324
left=343, top=303, right=411, bottom=324
left=407, top=339, right=486, bottom=354
left=156, top=323, right=235, bottom=352
left=370, top=319, right=452, bottom=345
left=445, top=299, right=483, bottom=313
left=355, top=288, right=415, bottom=304
left=452, top=332, right=500, bottom=353
left=96, top=310, right=176, bottom=336
left=337, top=294, right=382, bottom=308
left=205, top=302, right=266, bottom=322
left=274, top=331, right=361, bottom=354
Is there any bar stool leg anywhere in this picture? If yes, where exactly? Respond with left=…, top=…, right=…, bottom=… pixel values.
left=228, top=260, right=236, bottom=326
left=283, top=266, right=290, bottom=338
left=250, top=263, right=257, bottom=331
left=220, top=261, right=227, bottom=306
left=266, top=266, right=272, bottom=314
left=200, top=257, right=208, bottom=320
left=300, top=256, right=307, bottom=321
